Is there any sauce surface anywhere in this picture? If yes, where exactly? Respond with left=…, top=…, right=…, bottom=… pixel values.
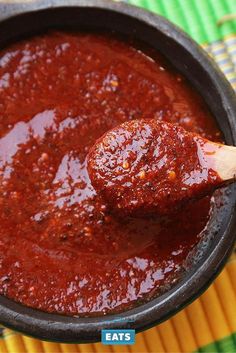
left=88, top=119, right=222, bottom=217
left=0, top=32, right=221, bottom=315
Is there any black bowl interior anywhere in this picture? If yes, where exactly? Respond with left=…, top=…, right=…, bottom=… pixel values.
left=0, top=0, right=236, bottom=343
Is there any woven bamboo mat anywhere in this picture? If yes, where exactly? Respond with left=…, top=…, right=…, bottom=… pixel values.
left=0, top=0, right=236, bottom=352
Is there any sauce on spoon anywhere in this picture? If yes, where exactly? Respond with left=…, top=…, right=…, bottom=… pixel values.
left=88, top=119, right=224, bottom=216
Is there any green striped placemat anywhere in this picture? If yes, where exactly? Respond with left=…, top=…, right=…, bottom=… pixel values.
left=126, top=0, right=236, bottom=90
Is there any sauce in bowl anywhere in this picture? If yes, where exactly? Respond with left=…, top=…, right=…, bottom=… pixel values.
left=0, top=32, right=221, bottom=315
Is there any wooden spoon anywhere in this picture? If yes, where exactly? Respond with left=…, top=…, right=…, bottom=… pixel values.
left=87, top=119, right=236, bottom=217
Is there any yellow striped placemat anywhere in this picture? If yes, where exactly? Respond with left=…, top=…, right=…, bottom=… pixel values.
left=203, top=34, right=236, bottom=90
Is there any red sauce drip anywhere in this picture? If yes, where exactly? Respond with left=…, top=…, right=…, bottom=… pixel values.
left=88, top=119, right=222, bottom=217
left=0, top=32, right=222, bottom=315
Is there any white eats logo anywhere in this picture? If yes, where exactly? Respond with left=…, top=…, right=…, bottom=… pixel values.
left=105, top=332, right=131, bottom=341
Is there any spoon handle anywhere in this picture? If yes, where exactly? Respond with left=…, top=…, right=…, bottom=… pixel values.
left=213, top=144, right=236, bottom=181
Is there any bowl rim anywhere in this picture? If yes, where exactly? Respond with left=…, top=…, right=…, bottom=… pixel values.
left=0, top=0, right=236, bottom=343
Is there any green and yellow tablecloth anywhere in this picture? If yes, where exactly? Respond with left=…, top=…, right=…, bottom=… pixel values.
left=0, top=0, right=236, bottom=352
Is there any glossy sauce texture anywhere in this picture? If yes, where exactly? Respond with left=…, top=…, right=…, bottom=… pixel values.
left=88, top=119, right=222, bottom=217
left=0, top=32, right=221, bottom=315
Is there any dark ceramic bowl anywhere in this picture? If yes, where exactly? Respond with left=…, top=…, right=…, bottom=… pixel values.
left=0, top=0, right=236, bottom=343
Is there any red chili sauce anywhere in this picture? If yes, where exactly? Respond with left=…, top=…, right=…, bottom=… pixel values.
left=88, top=119, right=222, bottom=217
left=0, top=32, right=221, bottom=316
